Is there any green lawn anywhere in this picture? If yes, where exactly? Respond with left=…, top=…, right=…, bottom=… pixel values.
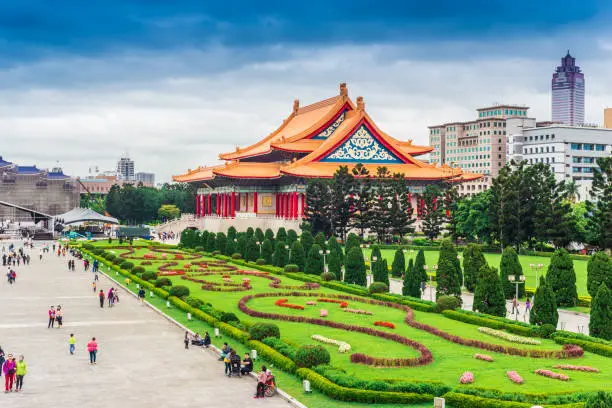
left=362, top=248, right=590, bottom=296
left=87, top=241, right=609, bottom=407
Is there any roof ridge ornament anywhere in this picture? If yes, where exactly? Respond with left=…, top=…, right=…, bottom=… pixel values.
left=293, top=99, right=300, bottom=114
left=356, top=96, right=365, bottom=111
left=339, top=82, right=348, bottom=98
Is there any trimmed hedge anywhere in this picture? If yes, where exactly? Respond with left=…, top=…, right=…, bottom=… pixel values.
left=371, top=293, right=436, bottom=313
left=248, top=340, right=296, bottom=373
left=169, top=285, right=190, bottom=298
left=551, top=335, right=612, bottom=358
left=295, top=368, right=432, bottom=404
left=442, top=310, right=535, bottom=337
left=295, top=344, right=330, bottom=368
left=249, top=322, right=280, bottom=341
left=443, top=392, right=584, bottom=408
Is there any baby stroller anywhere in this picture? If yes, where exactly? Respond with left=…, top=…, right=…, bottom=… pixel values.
left=229, top=354, right=242, bottom=378
left=263, top=374, right=277, bottom=397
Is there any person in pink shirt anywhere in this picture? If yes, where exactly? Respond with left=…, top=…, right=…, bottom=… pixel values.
left=107, top=288, right=114, bottom=307
left=87, top=337, right=98, bottom=365
left=2, top=354, right=16, bottom=392
left=48, top=306, right=56, bottom=329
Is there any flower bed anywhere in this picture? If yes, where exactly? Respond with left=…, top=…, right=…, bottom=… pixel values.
left=553, top=364, right=599, bottom=373
left=275, top=298, right=305, bottom=310
left=343, top=308, right=373, bottom=315
left=506, top=371, right=523, bottom=384
left=474, top=353, right=493, bottom=362
left=141, top=261, right=152, bottom=265
left=318, top=298, right=349, bottom=308
left=459, top=371, right=474, bottom=384
left=478, top=327, right=541, bottom=345
left=312, top=334, right=351, bottom=353
left=306, top=301, right=317, bottom=306
left=157, top=270, right=185, bottom=276
left=174, top=254, right=184, bottom=260
left=534, top=369, right=569, bottom=381
left=320, top=309, right=328, bottom=317
left=143, top=253, right=156, bottom=260
left=374, top=321, right=396, bottom=329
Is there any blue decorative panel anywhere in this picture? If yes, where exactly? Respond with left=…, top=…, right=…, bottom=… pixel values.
left=320, top=125, right=402, bottom=163
left=312, top=110, right=346, bottom=140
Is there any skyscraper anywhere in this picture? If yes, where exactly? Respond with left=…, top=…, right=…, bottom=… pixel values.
left=116, top=154, right=135, bottom=181
left=551, top=51, right=585, bottom=125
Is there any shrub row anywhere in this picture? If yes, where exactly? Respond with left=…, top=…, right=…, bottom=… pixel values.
left=295, top=368, right=433, bottom=404
left=442, top=309, right=535, bottom=337
left=261, top=337, right=297, bottom=360
left=247, top=340, right=296, bottom=373
left=371, top=293, right=436, bottom=313
left=551, top=335, right=612, bottom=358
left=442, top=392, right=584, bottom=408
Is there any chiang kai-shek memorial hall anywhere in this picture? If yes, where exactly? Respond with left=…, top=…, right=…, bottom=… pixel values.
left=174, top=83, right=480, bottom=232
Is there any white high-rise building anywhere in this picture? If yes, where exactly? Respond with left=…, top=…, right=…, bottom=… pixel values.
left=551, top=52, right=585, bottom=126
left=116, top=155, right=135, bottom=181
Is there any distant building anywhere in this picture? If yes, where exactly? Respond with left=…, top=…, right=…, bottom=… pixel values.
left=605, top=108, right=612, bottom=129
left=116, top=155, right=135, bottom=181
left=507, top=125, right=612, bottom=201
left=78, top=175, right=121, bottom=195
left=428, top=104, right=532, bottom=196
left=0, top=156, right=80, bottom=220
left=552, top=51, right=585, bottom=126
left=135, top=172, right=155, bottom=186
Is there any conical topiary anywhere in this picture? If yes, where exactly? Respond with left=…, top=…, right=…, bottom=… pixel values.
left=473, top=264, right=505, bottom=317
left=500, top=247, right=525, bottom=299
left=344, top=247, right=367, bottom=286
left=589, top=283, right=611, bottom=340
left=391, top=249, right=405, bottom=278
left=462, top=244, right=486, bottom=292
left=530, top=276, right=559, bottom=327
left=546, top=248, right=578, bottom=307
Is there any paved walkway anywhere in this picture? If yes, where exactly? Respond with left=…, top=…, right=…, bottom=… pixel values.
left=0, top=241, right=288, bottom=408
left=388, top=278, right=590, bottom=333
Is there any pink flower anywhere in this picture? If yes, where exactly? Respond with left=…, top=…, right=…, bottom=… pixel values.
left=506, top=371, right=523, bottom=384
left=534, top=369, right=569, bottom=381
left=459, top=371, right=474, bottom=384
left=306, top=301, right=317, bottom=306
left=553, top=364, right=599, bottom=373
left=320, top=309, right=328, bottom=317
left=474, top=353, right=493, bottom=362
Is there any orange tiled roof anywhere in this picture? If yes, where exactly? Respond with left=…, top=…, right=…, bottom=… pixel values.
left=212, top=162, right=282, bottom=179
left=270, top=139, right=325, bottom=152
left=172, top=166, right=219, bottom=182
left=281, top=162, right=462, bottom=179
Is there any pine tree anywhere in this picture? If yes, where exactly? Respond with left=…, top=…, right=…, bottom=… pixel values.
left=330, top=165, right=355, bottom=240
left=255, top=228, right=265, bottom=244
left=546, top=248, right=578, bottom=307
left=276, top=227, right=288, bottom=244
left=587, top=252, right=612, bottom=298
left=225, top=237, right=236, bottom=256
left=289, top=241, right=306, bottom=271
left=273, top=241, right=289, bottom=267
left=500, top=246, right=525, bottom=299
left=530, top=276, right=559, bottom=327
left=227, top=226, right=237, bottom=242
left=389, top=173, right=415, bottom=241
left=414, top=249, right=427, bottom=286
left=589, top=283, right=611, bottom=340
left=462, top=244, right=486, bottom=292
left=206, top=234, right=216, bottom=253
left=391, top=249, right=405, bottom=278
left=350, top=163, right=373, bottom=238
left=287, top=229, right=298, bottom=245
left=215, top=232, right=227, bottom=253
left=236, top=235, right=247, bottom=258
left=370, top=244, right=382, bottom=265
left=264, top=228, right=275, bottom=245
left=300, top=230, right=314, bottom=257
left=304, top=179, right=332, bottom=236
left=373, top=258, right=390, bottom=288
left=314, top=232, right=327, bottom=251
left=246, top=227, right=254, bottom=240
left=327, top=236, right=343, bottom=276
left=345, top=247, right=367, bottom=286
left=435, top=239, right=462, bottom=302
left=245, top=237, right=259, bottom=262
left=305, top=244, right=324, bottom=275
left=403, top=258, right=421, bottom=297
left=472, top=265, right=505, bottom=317
left=199, top=231, right=209, bottom=249
left=262, top=239, right=274, bottom=264
left=370, top=167, right=394, bottom=242
left=345, top=233, right=361, bottom=255
left=586, top=157, right=612, bottom=250
left=421, top=185, right=446, bottom=242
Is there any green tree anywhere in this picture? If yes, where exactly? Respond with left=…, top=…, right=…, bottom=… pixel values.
left=530, top=276, right=559, bottom=327
left=264, top=228, right=275, bottom=244
left=273, top=241, right=289, bottom=267
left=462, top=244, right=486, bottom=292
left=329, top=165, right=355, bottom=240
left=327, top=242, right=343, bottom=276
left=499, top=246, right=525, bottom=299
left=436, top=239, right=462, bottom=302
left=587, top=252, right=612, bottom=298
left=255, top=228, right=265, bottom=244
left=289, top=241, right=306, bottom=271
left=586, top=157, right=612, bottom=250
left=421, top=185, right=446, bottom=242
left=373, top=258, right=390, bottom=288
left=391, top=249, right=405, bottom=278
left=215, top=232, right=227, bottom=253
left=403, top=258, right=421, bottom=297
left=261, top=239, right=274, bottom=264
left=344, top=247, right=367, bottom=286
left=589, top=283, right=611, bottom=340
left=414, top=249, right=427, bottom=286
left=246, top=227, right=254, bottom=240
left=453, top=190, right=494, bottom=243
left=180, top=229, right=197, bottom=248
left=276, top=227, right=288, bottom=244
left=314, top=232, right=327, bottom=251
left=304, top=179, right=332, bottom=236
left=472, top=265, right=506, bottom=317
left=370, top=244, right=382, bottom=265
left=300, top=230, right=314, bottom=256
left=345, top=233, right=361, bottom=255
left=546, top=248, right=578, bottom=307
left=349, top=163, right=373, bottom=238
left=370, top=167, right=394, bottom=242
left=157, top=204, right=181, bottom=221
left=225, top=237, right=236, bottom=256
left=206, top=233, right=216, bottom=253
left=199, top=230, right=209, bottom=249
left=305, top=244, right=324, bottom=275
left=287, top=229, right=298, bottom=245
left=227, top=226, right=237, bottom=242
left=245, top=237, right=259, bottom=262
left=389, top=172, right=415, bottom=242
left=236, top=235, right=247, bottom=258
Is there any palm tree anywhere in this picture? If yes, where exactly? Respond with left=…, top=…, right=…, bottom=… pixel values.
left=564, top=181, right=579, bottom=203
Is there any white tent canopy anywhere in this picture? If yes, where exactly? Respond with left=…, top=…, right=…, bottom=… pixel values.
left=55, top=208, right=119, bottom=225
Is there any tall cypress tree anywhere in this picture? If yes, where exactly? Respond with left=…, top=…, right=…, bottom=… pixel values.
left=373, top=258, right=390, bottom=287
left=206, top=233, right=216, bottom=253
left=287, top=229, right=298, bottom=245
left=463, top=244, right=486, bottom=292
left=215, top=232, right=227, bottom=253
left=530, top=276, right=559, bottom=327
left=245, top=237, right=259, bottom=262
left=587, top=252, right=612, bottom=298
left=255, top=228, right=265, bottom=244
left=227, top=226, right=237, bottom=242
left=414, top=249, right=427, bottom=286
left=327, top=236, right=343, bottom=276
left=546, top=248, right=578, bottom=307
left=264, top=228, right=275, bottom=245
left=225, top=237, right=236, bottom=256
left=236, top=235, right=247, bottom=258
left=436, top=239, right=462, bottom=302
left=403, top=258, right=421, bottom=298
left=246, top=227, right=254, bottom=240
left=300, top=230, right=314, bottom=257
left=345, top=247, right=367, bottom=286
left=273, top=241, right=289, bottom=267
left=370, top=244, right=382, bottom=265
left=261, top=239, right=274, bottom=264
left=305, top=244, right=324, bottom=275
left=345, top=233, right=361, bottom=255
left=391, top=249, right=406, bottom=278
left=314, top=232, right=327, bottom=251
left=473, top=265, right=506, bottom=317
left=289, top=241, right=306, bottom=271
left=329, top=165, right=355, bottom=240
left=589, top=283, right=611, bottom=340
left=276, top=227, right=287, bottom=244
left=500, top=246, right=525, bottom=299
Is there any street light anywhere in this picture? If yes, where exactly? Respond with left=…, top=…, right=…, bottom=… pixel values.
left=508, top=275, right=526, bottom=321
left=285, top=244, right=291, bottom=259
left=319, top=249, right=331, bottom=273
left=530, top=263, right=544, bottom=290
left=256, top=241, right=262, bottom=256
left=369, top=255, right=377, bottom=285
left=432, top=264, right=438, bottom=301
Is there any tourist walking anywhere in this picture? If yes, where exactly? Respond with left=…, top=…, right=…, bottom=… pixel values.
left=56, top=305, right=63, bottom=328
left=48, top=306, right=56, bottom=328
left=14, top=355, right=26, bottom=392
left=0, top=346, right=5, bottom=377
left=107, top=288, right=114, bottom=307
left=98, top=290, right=105, bottom=308
left=138, top=287, right=145, bottom=304
left=69, top=334, right=76, bottom=355
left=87, top=338, right=98, bottom=364
left=184, top=331, right=190, bottom=349
left=525, top=298, right=531, bottom=314
left=92, top=281, right=97, bottom=294
left=2, top=354, right=16, bottom=392
left=511, top=296, right=519, bottom=316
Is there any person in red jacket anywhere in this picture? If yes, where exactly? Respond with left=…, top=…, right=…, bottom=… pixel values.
left=2, top=354, right=16, bottom=392
left=87, top=338, right=98, bottom=365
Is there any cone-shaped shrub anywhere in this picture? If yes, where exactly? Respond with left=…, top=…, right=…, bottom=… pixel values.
left=391, top=249, right=405, bottom=278
left=473, top=265, right=506, bottom=317
left=255, top=227, right=264, bottom=244
left=245, top=237, right=260, bottom=262
left=345, top=247, right=367, bottom=286
left=403, top=258, right=421, bottom=298
left=276, top=227, right=287, bottom=244
left=261, top=239, right=274, bottom=265
left=589, top=283, right=611, bottom=340
left=314, top=232, right=327, bottom=251
left=246, top=227, right=254, bottom=239
left=305, top=244, right=324, bottom=275
left=216, top=232, right=227, bottom=253
left=289, top=241, right=306, bottom=271
left=327, top=235, right=343, bottom=276
left=264, top=228, right=274, bottom=244
left=227, top=226, right=237, bottom=242
left=530, top=276, right=559, bottom=327
left=414, top=249, right=427, bottom=285
left=345, top=232, right=361, bottom=255
left=373, top=258, right=390, bottom=287
left=206, top=234, right=216, bottom=253
left=301, top=230, right=314, bottom=256
left=236, top=235, right=247, bottom=257
left=224, top=237, right=236, bottom=256
left=287, top=229, right=298, bottom=245
left=547, top=248, right=578, bottom=307
left=463, top=243, right=486, bottom=292
left=587, top=252, right=612, bottom=298
left=436, top=239, right=462, bottom=303
left=273, top=241, right=289, bottom=267
left=500, top=246, right=524, bottom=299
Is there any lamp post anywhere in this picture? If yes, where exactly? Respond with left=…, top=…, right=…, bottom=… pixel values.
left=424, top=265, right=430, bottom=301
left=369, top=255, right=377, bottom=285
left=432, top=264, right=438, bottom=301
left=285, top=244, right=291, bottom=260
left=508, top=275, right=526, bottom=321
left=256, top=241, right=262, bottom=256
left=319, top=249, right=331, bottom=273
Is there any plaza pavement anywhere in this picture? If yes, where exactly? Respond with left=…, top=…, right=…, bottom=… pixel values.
left=0, top=241, right=289, bottom=408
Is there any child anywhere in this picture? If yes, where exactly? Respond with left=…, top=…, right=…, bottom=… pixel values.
left=92, top=281, right=97, bottom=293
left=15, top=355, right=26, bottom=392
left=69, top=334, right=76, bottom=355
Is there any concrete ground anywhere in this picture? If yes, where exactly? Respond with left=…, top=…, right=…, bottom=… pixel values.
left=0, top=241, right=288, bottom=408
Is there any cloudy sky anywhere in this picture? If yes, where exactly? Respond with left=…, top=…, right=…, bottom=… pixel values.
left=1, top=1, right=612, bottom=183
